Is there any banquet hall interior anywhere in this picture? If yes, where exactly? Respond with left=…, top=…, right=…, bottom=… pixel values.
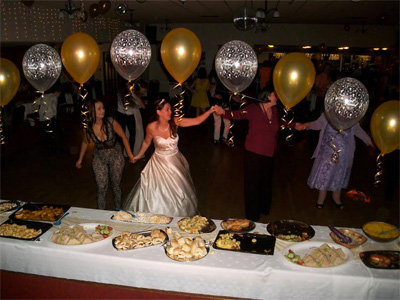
left=1, top=0, right=399, bottom=229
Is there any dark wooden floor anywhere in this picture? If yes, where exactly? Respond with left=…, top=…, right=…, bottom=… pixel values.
left=1, top=100, right=399, bottom=229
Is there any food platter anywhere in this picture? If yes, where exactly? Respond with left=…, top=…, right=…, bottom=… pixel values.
left=0, top=200, right=23, bottom=213
left=177, top=215, right=216, bottom=234
left=164, top=236, right=210, bottom=262
left=213, top=230, right=276, bottom=255
left=359, top=251, right=399, bottom=269
left=329, top=229, right=367, bottom=249
left=112, top=229, right=168, bottom=251
left=111, top=211, right=173, bottom=225
left=220, top=218, right=256, bottom=233
left=0, top=218, right=53, bottom=241
left=362, top=221, right=399, bottom=242
left=9, top=202, right=71, bottom=222
left=267, top=219, right=315, bottom=242
left=49, top=223, right=113, bottom=246
left=282, top=242, right=353, bottom=269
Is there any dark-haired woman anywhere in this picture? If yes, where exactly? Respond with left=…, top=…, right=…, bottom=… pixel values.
left=123, top=99, right=220, bottom=217
left=76, top=99, right=135, bottom=209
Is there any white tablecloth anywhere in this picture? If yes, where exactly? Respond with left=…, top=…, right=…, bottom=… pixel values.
left=1, top=206, right=399, bottom=300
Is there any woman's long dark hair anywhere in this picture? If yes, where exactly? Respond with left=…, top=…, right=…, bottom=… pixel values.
left=86, top=99, right=110, bottom=141
left=150, top=99, right=177, bottom=138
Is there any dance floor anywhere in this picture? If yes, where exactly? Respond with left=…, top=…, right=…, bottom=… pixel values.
left=1, top=99, right=398, bottom=229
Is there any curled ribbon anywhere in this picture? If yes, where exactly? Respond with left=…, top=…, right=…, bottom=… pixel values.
left=78, top=84, right=89, bottom=129
left=32, top=91, right=53, bottom=133
left=123, top=81, right=135, bottom=111
left=226, top=93, right=246, bottom=147
left=280, top=107, right=294, bottom=145
left=374, top=153, right=383, bottom=187
left=0, top=106, right=5, bottom=145
left=172, top=83, right=185, bottom=122
left=328, top=130, right=344, bottom=164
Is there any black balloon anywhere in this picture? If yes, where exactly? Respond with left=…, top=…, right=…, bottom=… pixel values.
left=99, top=1, right=111, bottom=14
left=89, top=3, right=100, bottom=18
left=21, top=0, right=34, bottom=8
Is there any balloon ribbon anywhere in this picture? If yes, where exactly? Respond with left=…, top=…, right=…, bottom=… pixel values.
left=374, top=153, right=383, bottom=187
left=172, top=83, right=185, bottom=122
left=33, top=91, right=53, bottom=133
left=78, top=85, right=89, bottom=129
left=0, top=106, right=5, bottom=145
left=124, top=81, right=136, bottom=111
left=226, top=93, right=246, bottom=147
left=280, top=107, right=294, bottom=145
left=328, top=130, right=344, bottom=164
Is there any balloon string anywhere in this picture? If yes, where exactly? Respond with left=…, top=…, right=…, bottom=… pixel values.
left=172, top=83, right=185, bottom=122
left=0, top=106, right=5, bottom=145
left=280, top=107, right=294, bottom=145
left=124, top=81, right=134, bottom=111
left=374, top=153, right=384, bottom=187
left=32, top=91, right=53, bottom=133
left=78, top=85, right=89, bottom=129
left=226, top=93, right=246, bottom=147
left=328, top=130, right=344, bottom=164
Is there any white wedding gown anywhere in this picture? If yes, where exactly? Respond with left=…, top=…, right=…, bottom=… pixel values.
left=123, top=135, right=198, bottom=217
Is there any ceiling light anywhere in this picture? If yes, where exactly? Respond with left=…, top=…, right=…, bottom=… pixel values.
left=268, top=45, right=274, bottom=48
left=302, top=46, right=311, bottom=49
left=382, top=48, right=388, bottom=50
left=373, top=48, right=380, bottom=51
left=273, top=10, right=280, bottom=18
left=116, top=4, right=127, bottom=16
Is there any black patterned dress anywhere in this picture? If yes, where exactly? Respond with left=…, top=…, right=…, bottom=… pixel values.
left=87, top=118, right=125, bottom=209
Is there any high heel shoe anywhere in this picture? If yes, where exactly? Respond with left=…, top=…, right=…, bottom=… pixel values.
left=315, top=203, right=324, bottom=209
left=331, top=198, right=344, bottom=210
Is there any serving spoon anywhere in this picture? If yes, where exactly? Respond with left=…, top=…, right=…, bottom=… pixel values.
left=53, top=212, right=70, bottom=226
left=379, top=227, right=400, bottom=235
left=115, top=208, right=136, bottom=218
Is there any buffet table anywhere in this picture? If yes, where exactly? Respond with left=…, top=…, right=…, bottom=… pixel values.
left=1, top=206, right=399, bottom=300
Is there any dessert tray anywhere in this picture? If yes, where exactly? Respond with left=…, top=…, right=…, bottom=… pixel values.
left=220, top=218, right=256, bottom=233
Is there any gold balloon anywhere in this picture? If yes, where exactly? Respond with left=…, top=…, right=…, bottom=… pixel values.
left=160, top=28, right=201, bottom=84
left=273, top=53, right=316, bottom=109
left=0, top=58, right=21, bottom=107
left=61, top=32, right=100, bottom=85
left=370, top=100, right=399, bottom=155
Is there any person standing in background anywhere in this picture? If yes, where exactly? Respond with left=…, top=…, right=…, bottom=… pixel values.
left=190, top=67, right=210, bottom=117
left=314, top=63, right=333, bottom=115
left=32, top=85, right=62, bottom=155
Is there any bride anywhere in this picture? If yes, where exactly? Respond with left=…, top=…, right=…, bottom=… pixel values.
left=123, top=99, right=222, bottom=217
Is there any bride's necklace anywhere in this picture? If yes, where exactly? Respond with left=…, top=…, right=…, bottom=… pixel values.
left=158, top=122, right=170, bottom=132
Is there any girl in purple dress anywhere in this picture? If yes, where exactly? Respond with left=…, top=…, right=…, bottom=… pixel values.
left=296, top=114, right=374, bottom=209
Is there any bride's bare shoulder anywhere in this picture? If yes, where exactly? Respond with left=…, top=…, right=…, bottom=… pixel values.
left=147, top=121, right=158, bottom=132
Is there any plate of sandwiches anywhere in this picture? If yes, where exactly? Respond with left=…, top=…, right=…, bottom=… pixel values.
left=282, top=242, right=353, bottom=269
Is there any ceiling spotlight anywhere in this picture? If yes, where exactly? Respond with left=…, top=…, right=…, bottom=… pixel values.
left=115, top=4, right=128, bottom=16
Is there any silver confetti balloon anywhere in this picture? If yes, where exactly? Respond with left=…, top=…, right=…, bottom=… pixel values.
left=22, top=44, right=62, bottom=92
left=110, top=30, right=151, bottom=81
left=324, top=77, right=369, bottom=131
left=215, top=40, right=258, bottom=93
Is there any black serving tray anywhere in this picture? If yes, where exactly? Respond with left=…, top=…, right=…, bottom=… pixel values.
left=9, top=202, right=71, bottom=222
left=267, top=219, right=315, bottom=242
left=0, top=218, right=53, bottom=241
left=0, top=200, right=23, bottom=213
left=359, top=251, right=400, bottom=269
left=213, top=230, right=276, bottom=255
